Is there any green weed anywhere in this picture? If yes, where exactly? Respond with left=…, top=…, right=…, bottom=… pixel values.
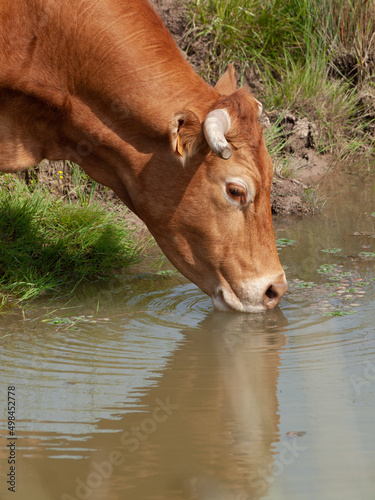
left=321, top=248, right=342, bottom=254
left=359, top=252, right=375, bottom=258
left=323, top=310, right=356, bottom=317
left=276, top=238, right=296, bottom=248
left=295, top=281, right=316, bottom=289
left=317, top=263, right=338, bottom=274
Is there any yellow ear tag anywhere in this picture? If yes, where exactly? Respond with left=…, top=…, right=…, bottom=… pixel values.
left=176, top=134, right=184, bottom=157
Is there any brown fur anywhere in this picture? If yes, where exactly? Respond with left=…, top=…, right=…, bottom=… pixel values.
left=216, top=90, right=263, bottom=150
left=0, top=0, right=286, bottom=310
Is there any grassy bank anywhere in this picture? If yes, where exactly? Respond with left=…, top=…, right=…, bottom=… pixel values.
left=0, top=176, right=139, bottom=308
left=186, top=0, right=375, bottom=167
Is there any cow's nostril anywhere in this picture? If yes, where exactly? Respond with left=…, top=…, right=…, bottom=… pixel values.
left=263, top=278, right=288, bottom=309
left=265, top=285, right=279, bottom=300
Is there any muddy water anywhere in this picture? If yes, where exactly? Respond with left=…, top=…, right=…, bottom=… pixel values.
left=0, top=172, right=374, bottom=500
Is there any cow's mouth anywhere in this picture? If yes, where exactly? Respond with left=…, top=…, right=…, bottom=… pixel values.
left=212, top=288, right=267, bottom=313
left=212, top=274, right=287, bottom=313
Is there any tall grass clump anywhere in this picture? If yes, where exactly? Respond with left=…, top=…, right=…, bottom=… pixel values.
left=188, top=0, right=375, bottom=89
left=0, top=176, right=138, bottom=306
left=189, top=1, right=311, bottom=76
left=187, top=0, right=375, bottom=161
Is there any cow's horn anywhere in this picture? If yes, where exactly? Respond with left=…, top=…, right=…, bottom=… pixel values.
left=203, top=109, right=232, bottom=160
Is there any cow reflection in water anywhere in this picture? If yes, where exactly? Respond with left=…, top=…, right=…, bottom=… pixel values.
left=176, top=310, right=287, bottom=500
left=79, top=308, right=288, bottom=500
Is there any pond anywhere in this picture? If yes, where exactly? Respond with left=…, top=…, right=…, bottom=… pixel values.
left=0, top=171, right=374, bottom=500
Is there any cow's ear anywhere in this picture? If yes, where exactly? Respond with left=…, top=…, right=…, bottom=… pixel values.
left=169, top=111, right=202, bottom=159
left=214, top=64, right=237, bottom=95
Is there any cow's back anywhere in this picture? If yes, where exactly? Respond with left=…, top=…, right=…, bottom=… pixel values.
left=0, top=0, right=215, bottom=173
left=0, top=0, right=213, bottom=127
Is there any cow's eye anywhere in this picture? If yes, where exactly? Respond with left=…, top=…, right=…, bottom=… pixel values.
left=226, top=183, right=247, bottom=205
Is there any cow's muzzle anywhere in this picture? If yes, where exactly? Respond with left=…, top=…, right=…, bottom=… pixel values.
left=212, top=273, right=288, bottom=313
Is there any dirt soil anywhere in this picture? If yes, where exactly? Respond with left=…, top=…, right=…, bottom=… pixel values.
left=27, top=0, right=332, bottom=219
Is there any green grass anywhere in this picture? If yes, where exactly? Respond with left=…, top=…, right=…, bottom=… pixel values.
left=67, top=161, right=99, bottom=205
left=187, top=0, right=375, bottom=165
left=187, top=0, right=316, bottom=79
left=0, top=176, right=139, bottom=306
left=188, top=0, right=375, bottom=84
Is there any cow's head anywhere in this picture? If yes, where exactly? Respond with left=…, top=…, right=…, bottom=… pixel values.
left=131, top=66, right=287, bottom=312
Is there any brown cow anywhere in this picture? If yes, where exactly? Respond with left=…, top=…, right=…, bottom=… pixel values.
left=0, top=0, right=287, bottom=312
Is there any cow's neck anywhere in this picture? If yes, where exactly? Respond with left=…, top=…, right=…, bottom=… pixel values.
left=0, top=0, right=217, bottom=208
